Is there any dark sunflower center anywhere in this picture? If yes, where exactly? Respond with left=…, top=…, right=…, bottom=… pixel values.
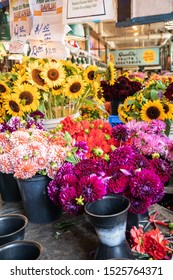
left=53, top=85, right=61, bottom=90
left=88, top=71, right=95, bottom=80
left=9, top=101, right=20, bottom=112
left=146, top=106, right=160, bottom=119
left=97, top=90, right=103, bottom=99
left=163, top=104, right=169, bottom=114
left=47, top=69, right=59, bottom=81
left=19, top=91, right=33, bottom=105
left=0, top=84, right=6, bottom=93
left=70, top=82, right=81, bottom=93
left=32, top=69, right=44, bottom=86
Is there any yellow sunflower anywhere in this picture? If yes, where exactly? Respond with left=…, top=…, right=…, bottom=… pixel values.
left=92, top=81, right=105, bottom=105
left=118, top=104, right=128, bottom=123
left=40, top=61, right=66, bottom=88
left=2, top=94, right=24, bottom=117
left=162, top=101, right=173, bottom=120
left=0, top=81, right=11, bottom=95
left=63, top=75, right=87, bottom=99
left=61, top=60, right=81, bottom=75
left=26, top=60, right=48, bottom=90
left=124, top=96, right=136, bottom=112
left=107, top=62, right=117, bottom=85
left=13, top=73, right=28, bottom=86
left=51, top=85, right=64, bottom=96
left=83, top=65, right=99, bottom=84
left=13, top=83, right=40, bottom=112
left=140, top=100, right=165, bottom=122
left=0, top=103, right=5, bottom=122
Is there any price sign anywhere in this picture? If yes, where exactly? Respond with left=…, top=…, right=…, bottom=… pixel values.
left=29, top=40, right=68, bottom=59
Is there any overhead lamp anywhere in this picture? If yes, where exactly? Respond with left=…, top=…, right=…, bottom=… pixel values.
left=65, top=23, right=86, bottom=41
left=165, top=21, right=173, bottom=30
left=132, top=25, right=138, bottom=30
left=134, top=32, right=138, bottom=36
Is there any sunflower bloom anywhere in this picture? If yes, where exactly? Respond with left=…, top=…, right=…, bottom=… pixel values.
left=162, top=101, right=173, bottom=120
left=0, top=81, right=11, bottom=95
left=140, top=100, right=165, bottom=122
left=40, top=61, right=66, bottom=88
left=63, top=75, right=87, bottom=99
left=107, top=62, right=117, bottom=85
left=26, top=60, right=47, bottom=89
left=83, top=65, right=99, bottom=84
left=92, top=81, right=104, bottom=105
left=2, top=94, right=24, bottom=117
left=13, top=83, right=40, bottom=113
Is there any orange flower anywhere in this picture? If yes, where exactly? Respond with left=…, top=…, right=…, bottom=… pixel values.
left=130, top=226, right=145, bottom=254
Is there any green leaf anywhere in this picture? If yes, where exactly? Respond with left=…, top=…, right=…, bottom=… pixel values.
left=64, top=131, right=72, bottom=145
left=150, top=90, right=158, bottom=100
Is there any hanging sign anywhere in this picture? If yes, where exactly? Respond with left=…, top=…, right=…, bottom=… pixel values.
left=63, top=0, right=116, bottom=24
left=29, top=0, right=65, bottom=41
left=28, top=0, right=67, bottom=60
left=9, top=0, right=32, bottom=53
left=132, top=0, right=172, bottom=18
left=29, top=40, right=68, bottom=59
left=101, top=48, right=160, bottom=67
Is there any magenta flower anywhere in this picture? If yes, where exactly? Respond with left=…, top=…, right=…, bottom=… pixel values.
left=74, top=159, right=104, bottom=177
left=78, top=175, right=107, bottom=203
left=109, top=145, right=136, bottom=168
left=129, top=169, right=163, bottom=200
left=107, top=169, right=129, bottom=193
left=59, top=186, right=83, bottom=215
left=112, top=124, right=130, bottom=142
left=150, top=158, right=172, bottom=184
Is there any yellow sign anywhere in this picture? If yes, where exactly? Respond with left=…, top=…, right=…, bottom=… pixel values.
left=142, top=49, right=156, bottom=63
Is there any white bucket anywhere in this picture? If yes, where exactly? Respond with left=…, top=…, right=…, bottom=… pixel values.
left=43, top=111, right=80, bottom=131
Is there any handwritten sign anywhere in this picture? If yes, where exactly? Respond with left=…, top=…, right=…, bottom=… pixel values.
left=29, top=0, right=62, bottom=16
left=63, top=0, right=116, bottom=23
left=9, top=0, right=32, bottom=53
left=9, top=40, right=26, bottom=54
left=29, top=13, right=65, bottom=42
left=29, top=40, right=68, bottom=59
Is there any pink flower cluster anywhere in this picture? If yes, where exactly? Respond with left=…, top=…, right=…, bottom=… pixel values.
left=0, top=128, right=73, bottom=179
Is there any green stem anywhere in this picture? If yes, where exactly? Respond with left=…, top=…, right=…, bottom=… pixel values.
left=75, top=88, right=90, bottom=112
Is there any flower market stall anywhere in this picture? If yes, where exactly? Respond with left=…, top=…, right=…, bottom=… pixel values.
left=0, top=56, right=173, bottom=260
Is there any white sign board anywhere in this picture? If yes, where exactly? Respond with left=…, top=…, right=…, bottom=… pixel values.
left=29, top=40, right=68, bottom=59
left=29, top=15, right=66, bottom=41
left=131, top=0, right=173, bottom=18
left=63, top=0, right=116, bottom=24
left=9, top=0, right=32, bottom=54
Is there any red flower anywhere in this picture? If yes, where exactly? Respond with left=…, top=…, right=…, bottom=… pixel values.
left=61, top=116, right=81, bottom=136
left=130, top=226, right=172, bottom=260
left=143, top=235, right=167, bottom=260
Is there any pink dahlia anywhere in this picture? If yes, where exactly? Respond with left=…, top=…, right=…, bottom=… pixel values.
left=78, top=175, right=107, bottom=203
left=129, top=169, right=163, bottom=200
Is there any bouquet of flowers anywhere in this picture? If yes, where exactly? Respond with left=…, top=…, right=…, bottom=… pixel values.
left=101, top=75, right=142, bottom=102
left=0, top=111, right=45, bottom=132
left=0, top=57, right=116, bottom=121
left=0, top=127, right=74, bottom=179
left=130, top=226, right=173, bottom=260
left=118, top=78, right=173, bottom=131
left=47, top=118, right=172, bottom=216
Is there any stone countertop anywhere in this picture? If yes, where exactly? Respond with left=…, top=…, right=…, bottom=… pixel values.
left=0, top=198, right=173, bottom=260
left=0, top=199, right=97, bottom=260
